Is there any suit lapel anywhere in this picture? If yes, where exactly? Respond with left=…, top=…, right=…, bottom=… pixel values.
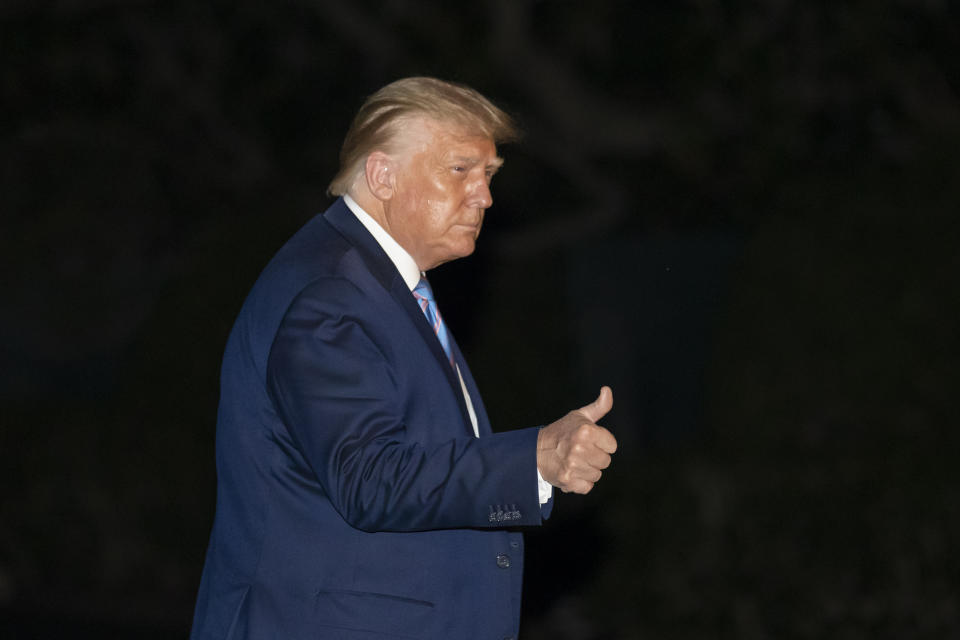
left=449, top=333, right=493, bottom=437
left=324, top=199, right=475, bottom=436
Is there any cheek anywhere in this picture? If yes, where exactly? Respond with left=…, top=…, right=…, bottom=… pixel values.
left=422, top=199, right=456, bottom=231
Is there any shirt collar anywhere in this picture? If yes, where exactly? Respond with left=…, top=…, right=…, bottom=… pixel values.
left=343, top=194, right=422, bottom=291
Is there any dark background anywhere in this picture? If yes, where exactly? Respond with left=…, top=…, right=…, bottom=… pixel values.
left=3, top=1, right=959, bottom=638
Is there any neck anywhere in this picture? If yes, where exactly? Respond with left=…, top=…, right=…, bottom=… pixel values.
left=348, top=190, right=389, bottom=230
left=347, top=189, right=429, bottom=272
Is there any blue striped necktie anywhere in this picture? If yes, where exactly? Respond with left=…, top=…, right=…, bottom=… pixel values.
left=412, top=277, right=455, bottom=367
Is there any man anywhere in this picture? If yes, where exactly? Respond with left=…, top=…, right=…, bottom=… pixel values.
left=191, top=77, right=617, bottom=640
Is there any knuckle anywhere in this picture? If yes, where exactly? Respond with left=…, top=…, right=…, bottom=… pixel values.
left=574, top=424, right=593, bottom=441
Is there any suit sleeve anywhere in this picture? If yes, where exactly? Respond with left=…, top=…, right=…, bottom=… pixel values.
left=266, top=277, right=544, bottom=533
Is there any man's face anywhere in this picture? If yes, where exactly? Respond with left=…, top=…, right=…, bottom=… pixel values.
left=383, top=118, right=503, bottom=271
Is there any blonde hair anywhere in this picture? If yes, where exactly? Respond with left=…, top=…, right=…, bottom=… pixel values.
left=327, top=77, right=520, bottom=196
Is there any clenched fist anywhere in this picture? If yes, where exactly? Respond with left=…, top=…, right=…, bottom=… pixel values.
left=536, top=386, right=618, bottom=494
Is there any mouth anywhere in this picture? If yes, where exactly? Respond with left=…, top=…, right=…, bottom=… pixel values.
left=455, top=211, right=484, bottom=235
left=454, top=221, right=482, bottom=232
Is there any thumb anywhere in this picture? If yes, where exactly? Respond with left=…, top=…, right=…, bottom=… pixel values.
left=578, top=386, right=613, bottom=423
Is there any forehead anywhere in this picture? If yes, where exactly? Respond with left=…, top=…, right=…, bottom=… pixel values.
left=398, top=117, right=500, bottom=164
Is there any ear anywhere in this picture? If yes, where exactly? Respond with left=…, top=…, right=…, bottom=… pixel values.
left=364, top=151, right=396, bottom=202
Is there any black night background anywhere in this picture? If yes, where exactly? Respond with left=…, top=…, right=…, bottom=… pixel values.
left=2, top=1, right=959, bottom=637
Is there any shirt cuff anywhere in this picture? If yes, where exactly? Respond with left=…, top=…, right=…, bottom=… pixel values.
left=537, top=468, right=553, bottom=505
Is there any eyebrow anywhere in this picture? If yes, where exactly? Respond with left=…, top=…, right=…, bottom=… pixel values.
left=451, top=155, right=505, bottom=170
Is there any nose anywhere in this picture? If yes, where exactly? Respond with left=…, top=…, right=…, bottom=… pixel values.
left=468, top=177, right=493, bottom=209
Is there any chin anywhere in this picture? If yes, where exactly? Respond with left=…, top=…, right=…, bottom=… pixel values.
left=449, top=242, right=477, bottom=264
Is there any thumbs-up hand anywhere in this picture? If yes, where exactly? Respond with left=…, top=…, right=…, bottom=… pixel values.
left=536, top=386, right=618, bottom=495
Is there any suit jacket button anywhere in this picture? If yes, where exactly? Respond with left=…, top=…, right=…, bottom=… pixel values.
left=496, top=553, right=511, bottom=569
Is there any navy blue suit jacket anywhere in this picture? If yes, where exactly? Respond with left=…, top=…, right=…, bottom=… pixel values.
left=191, top=198, right=549, bottom=639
